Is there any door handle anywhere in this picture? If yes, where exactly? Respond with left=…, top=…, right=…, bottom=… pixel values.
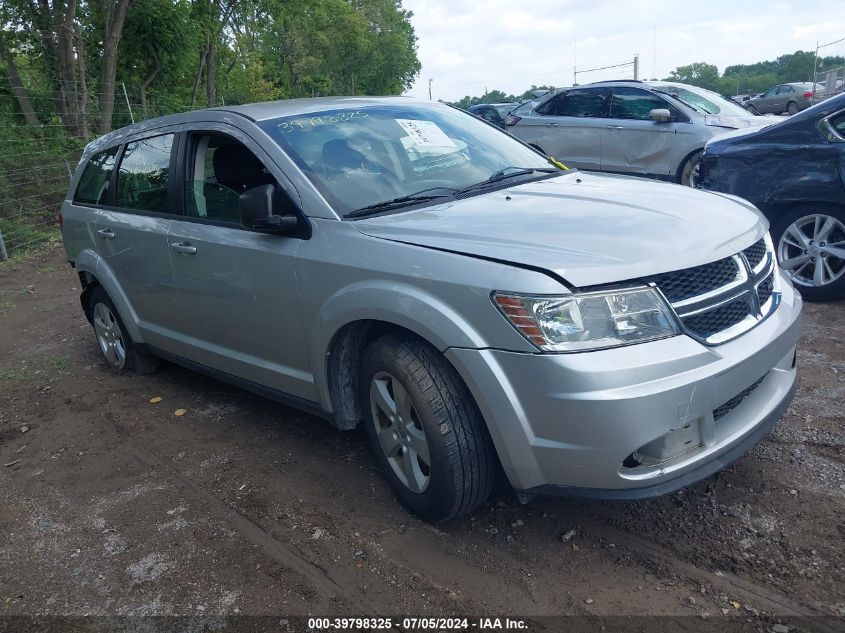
left=544, top=122, right=559, bottom=127
left=607, top=125, right=624, bottom=129
left=97, top=228, right=116, bottom=239
left=170, top=241, right=197, bottom=254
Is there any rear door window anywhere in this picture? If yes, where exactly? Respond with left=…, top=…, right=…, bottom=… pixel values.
left=74, top=147, right=119, bottom=205
left=115, top=134, right=175, bottom=213
left=548, top=88, right=609, bottom=117
left=609, top=87, right=674, bottom=120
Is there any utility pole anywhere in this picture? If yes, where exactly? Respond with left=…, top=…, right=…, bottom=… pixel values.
left=812, top=40, right=819, bottom=101
left=428, top=78, right=433, bottom=100
left=633, top=54, right=639, bottom=80
left=652, top=25, right=657, bottom=80
left=122, top=82, right=135, bottom=124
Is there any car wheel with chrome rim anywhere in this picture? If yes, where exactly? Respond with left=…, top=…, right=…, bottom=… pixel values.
left=360, top=333, right=495, bottom=521
left=679, top=150, right=703, bottom=188
left=87, top=286, right=161, bottom=374
left=772, top=208, right=845, bottom=301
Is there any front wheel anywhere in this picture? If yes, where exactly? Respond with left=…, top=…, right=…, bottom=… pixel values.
left=772, top=208, right=845, bottom=301
left=678, top=150, right=703, bottom=187
left=359, top=334, right=495, bottom=521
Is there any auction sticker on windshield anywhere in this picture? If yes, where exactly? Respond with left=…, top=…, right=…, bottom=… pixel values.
left=396, top=119, right=457, bottom=148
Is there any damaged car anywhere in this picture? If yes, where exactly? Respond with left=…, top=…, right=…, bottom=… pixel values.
left=506, top=80, right=780, bottom=186
left=61, top=97, right=801, bottom=520
left=701, top=93, right=845, bottom=301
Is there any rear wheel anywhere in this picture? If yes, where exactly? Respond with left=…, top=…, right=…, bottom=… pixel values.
left=360, top=334, right=495, bottom=521
left=786, top=101, right=799, bottom=115
left=88, top=287, right=160, bottom=374
left=772, top=207, right=845, bottom=301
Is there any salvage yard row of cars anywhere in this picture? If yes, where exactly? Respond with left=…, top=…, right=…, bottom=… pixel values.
left=484, top=80, right=844, bottom=301
left=59, top=86, right=841, bottom=520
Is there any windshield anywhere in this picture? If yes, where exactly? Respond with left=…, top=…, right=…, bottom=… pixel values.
left=493, top=104, right=517, bottom=117
left=652, top=84, right=753, bottom=117
left=259, top=103, right=557, bottom=217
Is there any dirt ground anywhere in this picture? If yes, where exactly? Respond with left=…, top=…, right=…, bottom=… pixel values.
left=0, top=245, right=843, bottom=631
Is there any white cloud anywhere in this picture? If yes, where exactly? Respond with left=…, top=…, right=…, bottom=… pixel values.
left=501, top=11, right=573, bottom=33
left=402, top=0, right=845, bottom=101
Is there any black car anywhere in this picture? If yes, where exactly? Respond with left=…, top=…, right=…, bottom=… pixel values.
left=467, top=103, right=518, bottom=129
left=701, top=94, right=845, bottom=301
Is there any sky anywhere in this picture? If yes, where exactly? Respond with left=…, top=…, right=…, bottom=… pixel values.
left=401, top=0, right=845, bottom=102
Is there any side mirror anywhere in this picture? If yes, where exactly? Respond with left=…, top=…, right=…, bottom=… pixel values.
left=239, top=184, right=298, bottom=234
left=649, top=108, right=672, bottom=123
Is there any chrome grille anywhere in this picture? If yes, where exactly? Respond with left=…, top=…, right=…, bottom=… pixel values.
left=652, top=257, right=740, bottom=302
left=757, top=273, right=774, bottom=306
left=647, top=236, right=779, bottom=345
left=743, top=238, right=767, bottom=270
left=683, top=296, right=750, bottom=339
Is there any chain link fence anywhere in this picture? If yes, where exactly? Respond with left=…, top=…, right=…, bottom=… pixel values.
left=0, top=83, right=209, bottom=262
left=0, top=149, right=82, bottom=261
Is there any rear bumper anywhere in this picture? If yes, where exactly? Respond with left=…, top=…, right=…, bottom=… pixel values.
left=446, top=272, right=802, bottom=494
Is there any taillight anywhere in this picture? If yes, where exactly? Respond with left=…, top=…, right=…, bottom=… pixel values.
left=505, top=114, right=521, bottom=126
left=803, top=91, right=813, bottom=98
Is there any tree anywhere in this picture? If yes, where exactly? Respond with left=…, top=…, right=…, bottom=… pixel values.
left=0, top=31, right=40, bottom=126
left=665, top=62, right=720, bottom=91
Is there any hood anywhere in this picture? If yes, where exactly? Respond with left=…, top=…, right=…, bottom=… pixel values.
left=705, top=123, right=768, bottom=147
left=353, top=172, right=766, bottom=288
left=705, top=113, right=783, bottom=129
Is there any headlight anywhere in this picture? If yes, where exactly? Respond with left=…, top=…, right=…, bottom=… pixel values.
left=493, top=287, right=680, bottom=352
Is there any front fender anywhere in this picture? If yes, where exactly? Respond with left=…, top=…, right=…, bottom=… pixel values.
left=74, top=248, right=144, bottom=343
left=309, top=280, right=489, bottom=410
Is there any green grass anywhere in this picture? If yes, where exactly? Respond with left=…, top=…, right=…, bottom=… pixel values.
left=0, top=300, right=15, bottom=314
left=51, top=356, right=71, bottom=370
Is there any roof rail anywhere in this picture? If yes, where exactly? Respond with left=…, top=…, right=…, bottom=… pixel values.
left=586, top=79, right=644, bottom=85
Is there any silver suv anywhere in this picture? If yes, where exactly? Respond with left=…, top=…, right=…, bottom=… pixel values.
left=507, top=80, right=779, bottom=186
left=61, top=97, right=802, bottom=521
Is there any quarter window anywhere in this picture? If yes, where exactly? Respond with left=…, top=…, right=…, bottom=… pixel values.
left=74, top=147, right=119, bottom=205
left=115, top=134, right=174, bottom=213
left=830, top=112, right=845, bottom=138
left=609, top=87, right=674, bottom=120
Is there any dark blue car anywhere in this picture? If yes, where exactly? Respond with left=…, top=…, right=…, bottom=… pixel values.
left=701, top=94, right=845, bottom=301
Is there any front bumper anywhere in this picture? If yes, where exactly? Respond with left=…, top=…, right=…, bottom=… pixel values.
left=446, top=271, right=802, bottom=495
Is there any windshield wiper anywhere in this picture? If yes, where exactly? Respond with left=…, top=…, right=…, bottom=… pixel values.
left=455, top=166, right=559, bottom=194
left=344, top=187, right=459, bottom=218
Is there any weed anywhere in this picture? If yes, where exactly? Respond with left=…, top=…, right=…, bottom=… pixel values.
left=52, top=356, right=71, bottom=370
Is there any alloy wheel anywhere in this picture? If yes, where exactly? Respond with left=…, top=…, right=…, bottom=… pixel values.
left=777, top=213, right=845, bottom=288
left=92, top=302, right=127, bottom=369
left=369, top=371, right=431, bottom=493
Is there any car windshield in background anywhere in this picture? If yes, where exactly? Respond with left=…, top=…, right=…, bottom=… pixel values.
left=653, top=85, right=752, bottom=117
left=260, top=105, right=558, bottom=217
left=493, top=104, right=516, bottom=117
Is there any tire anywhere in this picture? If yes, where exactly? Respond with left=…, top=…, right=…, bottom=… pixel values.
left=678, top=150, right=703, bottom=187
left=771, top=206, right=845, bottom=302
left=359, top=334, right=495, bottom=521
left=88, top=287, right=160, bottom=374
left=786, top=101, right=799, bottom=115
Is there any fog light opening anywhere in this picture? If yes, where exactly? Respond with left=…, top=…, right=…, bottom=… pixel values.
left=622, top=453, right=642, bottom=469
